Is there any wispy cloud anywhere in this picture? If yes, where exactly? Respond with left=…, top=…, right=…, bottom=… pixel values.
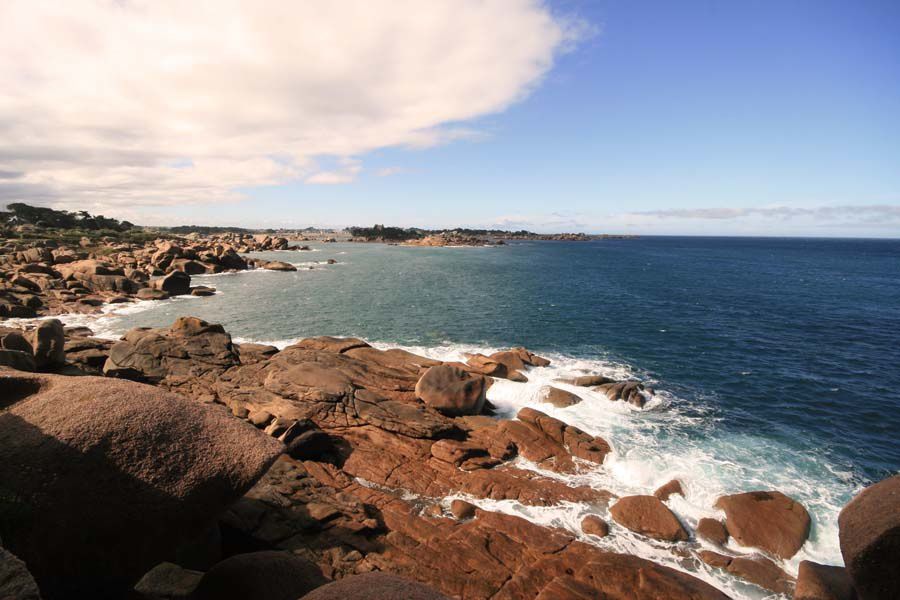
left=629, top=205, right=900, bottom=224
left=0, top=0, right=584, bottom=210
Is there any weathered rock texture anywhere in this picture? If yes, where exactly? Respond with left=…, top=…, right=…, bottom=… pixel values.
left=0, top=369, right=281, bottom=599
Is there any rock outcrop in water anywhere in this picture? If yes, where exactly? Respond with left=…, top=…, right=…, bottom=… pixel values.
left=714, top=490, right=811, bottom=559
left=0, top=233, right=316, bottom=318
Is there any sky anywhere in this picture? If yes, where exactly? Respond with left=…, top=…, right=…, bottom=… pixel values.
left=1, top=0, right=899, bottom=236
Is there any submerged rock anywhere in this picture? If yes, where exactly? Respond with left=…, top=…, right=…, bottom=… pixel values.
left=0, top=370, right=281, bottom=599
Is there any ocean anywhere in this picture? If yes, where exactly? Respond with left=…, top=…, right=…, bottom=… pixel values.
left=70, top=236, right=900, bottom=598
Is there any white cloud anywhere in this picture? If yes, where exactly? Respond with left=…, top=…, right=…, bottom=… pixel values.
left=0, top=0, right=580, bottom=209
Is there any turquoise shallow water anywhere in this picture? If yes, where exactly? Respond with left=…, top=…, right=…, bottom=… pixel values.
left=79, top=236, right=900, bottom=598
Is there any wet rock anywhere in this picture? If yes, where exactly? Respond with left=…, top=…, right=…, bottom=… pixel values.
left=795, top=561, right=857, bottom=600
left=300, top=572, right=450, bottom=600
left=654, top=479, right=684, bottom=501
left=581, top=515, right=609, bottom=537
left=609, top=495, right=689, bottom=542
left=191, top=551, right=328, bottom=600
left=415, top=364, right=486, bottom=416
left=698, top=551, right=795, bottom=595
left=542, top=386, right=582, bottom=407
left=0, top=371, right=281, bottom=599
left=696, top=518, right=729, bottom=546
left=715, top=490, right=811, bottom=559
left=838, top=474, right=900, bottom=600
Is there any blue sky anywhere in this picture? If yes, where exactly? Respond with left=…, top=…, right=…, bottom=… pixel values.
left=3, top=1, right=899, bottom=235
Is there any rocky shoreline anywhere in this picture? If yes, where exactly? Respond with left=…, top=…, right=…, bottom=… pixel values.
left=0, top=308, right=900, bottom=599
left=0, top=233, right=320, bottom=321
left=1, top=236, right=897, bottom=600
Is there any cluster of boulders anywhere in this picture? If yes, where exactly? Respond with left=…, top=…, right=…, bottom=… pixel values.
left=1, top=315, right=897, bottom=600
left=0, top=234, right=319, bottom=319
left=400, top=233, right=503, bottom=247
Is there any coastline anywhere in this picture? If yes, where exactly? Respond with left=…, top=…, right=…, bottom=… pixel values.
left=1, top=233, right=894, bottom=600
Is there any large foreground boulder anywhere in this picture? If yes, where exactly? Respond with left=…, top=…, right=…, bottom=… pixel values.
left=839, top=474, right=900, bottom=600
left=0, top=370, right=281, bottom=599
left=609, top=495, right=689, bottom=542
left=300, top=572, right=450, bottom=600
left=415, top=364, right=486, bottom=416
left=715, top=490, right=811, bottom=559
left=192, top=551, right=328, bottom=600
